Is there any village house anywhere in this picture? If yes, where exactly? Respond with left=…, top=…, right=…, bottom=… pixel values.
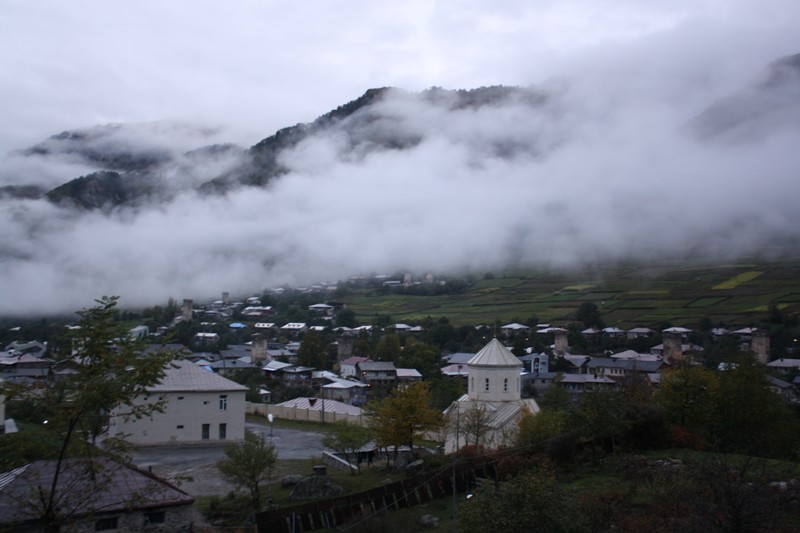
left=0, top=353, right=53, bottom=381
left=586, top=357, right=667, bottom=382
left=602, top=326, right=626, bottom=337
left=557, top=373, right=616, bottom=392
left=500, top=323, right=530, bottom=335
left=263, top=359, right=294, bottom=378
left=440, top=362, right=470, bottom=378
left=396, top=368, right=423, bottom=386
left=275, top=365, right=315, bottom=387
left=280, top=322, right=308, bottom=337
left=627, top=327, right=655, bottom=340
left=356, top=361, right=397, bottom=387
left=4, top=340, right=47, bottom=357
left=519, top=352, right=557, bottom=394
left=0, top=457, right=194, bottom=532
left=241, top=306, right=274, bottom=318
left=339, top=356, right=371, bottom=378
left=767, top=358, right=800, bottom=375
left=308, top=303, right=334, bottom=316
left=320, top=377, right=368, bottom=405
left=107, top=359, right=247, bottom=446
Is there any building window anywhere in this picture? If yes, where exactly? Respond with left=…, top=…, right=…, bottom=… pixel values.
left=202, top=424, right=210, bottom=440
left=504, top=378, right=508, bottom=392
left=178, top=396, right=184, bottom=400
left=219, top=395, right=228, bottom=411
left=219, top=423, right=227, bottom=440
left=176, top=425, right=184, bottom=429
left=484, top=378, right=490, bottom=392
left=144, top=510, right=166, bottom=524
left=95, top=516, right=118, bottom=531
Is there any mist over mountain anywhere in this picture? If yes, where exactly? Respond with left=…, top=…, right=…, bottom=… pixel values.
left=690, top=53, right=800, bottom=142
left=1, top=53, right=799, bottom=317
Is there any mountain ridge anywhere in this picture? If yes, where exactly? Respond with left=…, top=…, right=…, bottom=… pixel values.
left=7, top=53, right=800, bottom=211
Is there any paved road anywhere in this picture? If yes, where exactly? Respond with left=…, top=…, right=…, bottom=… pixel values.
left=130, top=420, right=327, bottom=468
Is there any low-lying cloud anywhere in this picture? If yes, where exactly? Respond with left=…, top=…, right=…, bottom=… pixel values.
left=1, top=55, right=799, bottom=317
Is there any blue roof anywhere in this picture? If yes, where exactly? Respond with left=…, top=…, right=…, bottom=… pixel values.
left=229, top=322, right=247, bottom=328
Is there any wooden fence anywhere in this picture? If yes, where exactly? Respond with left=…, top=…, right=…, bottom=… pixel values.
left=254, top=459, right=495, bottom=532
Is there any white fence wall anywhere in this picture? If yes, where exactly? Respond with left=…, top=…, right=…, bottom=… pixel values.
left=246, top=402, right=369, bottom=426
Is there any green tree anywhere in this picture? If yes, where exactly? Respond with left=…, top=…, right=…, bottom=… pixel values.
left=368, top=382, right=441, bottom=460
left=515, top=407, right=569, bottom=452
left=427, top=375, right=466, bottom=410
left=353, top=332, right=372, bottom=357
left=576, top=301, right=604, bottom=329
left=710, top=356, right=800, bottom=456
left=375, top=334, right=402, bottom=362
left=396, top=341, right=440, bottom=378
left=335, top=308, right=358, bottom=328
left=569, top=388, right=627, bottom=461
left=459, top=469, right=587, bottom=532
left=296, top=330, right=326, bottom=369
left=459, top=402, right=493, bottom=448
left=321, top=420, right=373, bottom=474
left=216, top=431, right=277, bottom=511
left=0, top=296, right=173, bottom=532
left=657, top=363, right=717, bottom=435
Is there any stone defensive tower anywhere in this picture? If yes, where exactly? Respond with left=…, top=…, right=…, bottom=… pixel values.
left=751, top=330, right=770, bottom=364
left=337, top=333, right=354, bottom=362
left=251, top=333, right=270, bottom=363
left=554, top=329, right=569, bottom=356
left=662, top=332, right=683, bottom=362
left=181, top=299, right=193, bottom=322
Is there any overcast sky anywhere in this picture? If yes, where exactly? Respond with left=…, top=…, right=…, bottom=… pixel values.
left=2, top=0, right=797, bottom=152
left=1, top=1, right=799, bottom=317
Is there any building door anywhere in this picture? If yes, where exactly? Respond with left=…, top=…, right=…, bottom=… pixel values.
left=219, top=423, right=227, bottom=440
left=202, top=424, right=210, bottom=440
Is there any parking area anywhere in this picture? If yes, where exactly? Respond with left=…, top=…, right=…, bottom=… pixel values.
left=129, top=420, right=327, bottom=496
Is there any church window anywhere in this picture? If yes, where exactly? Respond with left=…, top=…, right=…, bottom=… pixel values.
left=484, top=378, right=490, bottom=392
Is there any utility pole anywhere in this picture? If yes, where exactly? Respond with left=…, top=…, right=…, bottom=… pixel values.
left=451, top=402, right=460, bottom=533
left=267, top=413, right=274, bottom=508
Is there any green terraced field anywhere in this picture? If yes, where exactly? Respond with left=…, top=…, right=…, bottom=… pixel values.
left=342, top=258, right=800, bottom=328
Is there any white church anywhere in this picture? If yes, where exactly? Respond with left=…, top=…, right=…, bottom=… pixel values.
left=442, top=338, right=540, bottom=453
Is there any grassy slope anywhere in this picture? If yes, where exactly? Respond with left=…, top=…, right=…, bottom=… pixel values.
left=343, top=259, right=800, bottom=328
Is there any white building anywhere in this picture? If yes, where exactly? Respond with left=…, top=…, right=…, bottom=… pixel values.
left=107, top=359, right=247, bottom=446
left=443, top=338, right=540, bottom=453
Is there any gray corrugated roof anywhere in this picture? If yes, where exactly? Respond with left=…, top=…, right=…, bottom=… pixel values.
left=0, top=458, right=193, bottom=525
left=148, top=359, right=247, bottom=392
left=445, top=398, right=540, bottom=429
left=468, top=339, right=523, bottom=368
left=358, top=361, right=396, bottom=371
left=275, top=397, right=363, bottom=415
left=587, top=357, right=665, bottom=372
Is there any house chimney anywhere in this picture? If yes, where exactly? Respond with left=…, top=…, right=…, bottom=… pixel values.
left=662, top=333, right=683, bottom=362
left=182, top=299, right=193, bottom=322
left=751, top=330, right=770, bottom=364
left=252, top=333, right=270, bottom=363
left=554, top=329, right=569, bottom=356
left=222, top=291, right=230, bottom=305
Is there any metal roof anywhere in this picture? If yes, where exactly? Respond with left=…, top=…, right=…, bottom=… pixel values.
left=147, top=359, right=247, bottom=392
left=275, top=397, right=363, bottom=415
left=468, top=339, right=523, bottom=368
left=0, top=458, right=193, bottom=525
